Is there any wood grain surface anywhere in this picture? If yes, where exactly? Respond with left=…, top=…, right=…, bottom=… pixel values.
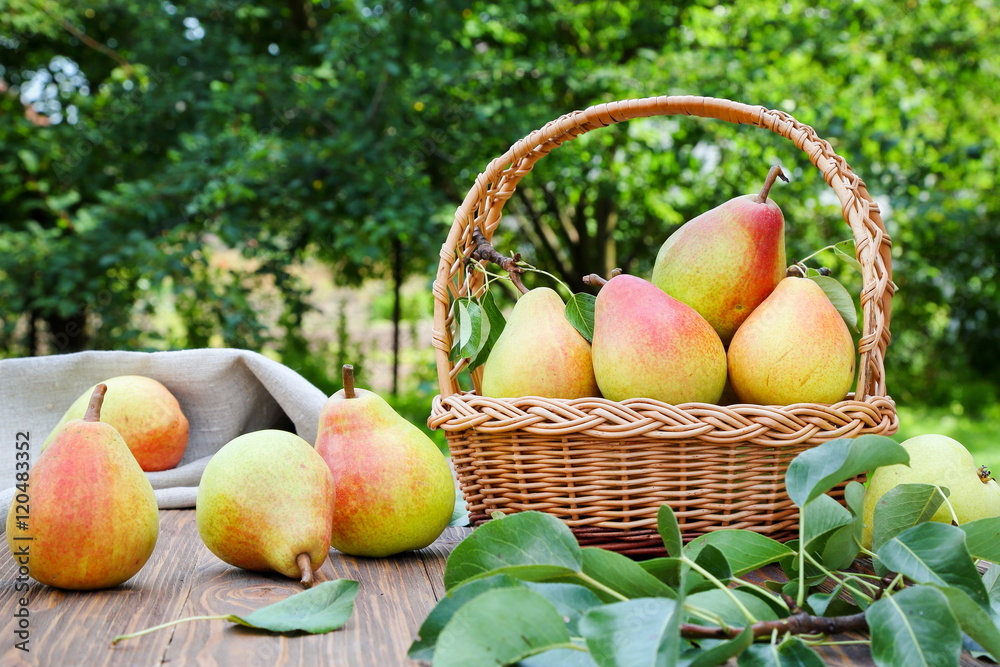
left=0, top=511, right=989, bottom=666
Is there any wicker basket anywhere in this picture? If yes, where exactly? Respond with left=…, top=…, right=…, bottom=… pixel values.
left=429, top=95, right=898, bottom=556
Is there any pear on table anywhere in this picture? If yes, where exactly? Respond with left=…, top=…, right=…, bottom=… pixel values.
left=480, top=286, right=599, bottom=399
left=315, top=365, right=455, bottom=558
left=6, top=384, right=159, bottom=590
left=726, top=273, right=856, bottom=405
left=591, top=274, right=727, bottom=404
left=196, top=429, right=334, bottom=587
left=862, top=434, right=1000, bottom=548
left=652, top=166, right=788, bottom=345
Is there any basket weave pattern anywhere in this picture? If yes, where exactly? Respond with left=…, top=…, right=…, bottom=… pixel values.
left=430, top=96, right=898, bottom=555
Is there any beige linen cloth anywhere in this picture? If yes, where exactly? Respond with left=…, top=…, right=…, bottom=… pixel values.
left=0, top=348, right=328, bottom=531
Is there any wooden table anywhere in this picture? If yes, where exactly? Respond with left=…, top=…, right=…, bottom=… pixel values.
left=0, top=510, right=988, bottom=666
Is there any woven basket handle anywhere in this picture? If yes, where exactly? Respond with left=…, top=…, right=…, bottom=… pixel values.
left=432, top=95, right=894, bottom=402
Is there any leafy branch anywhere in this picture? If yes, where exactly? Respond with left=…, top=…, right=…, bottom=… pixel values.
left=411, top=435, right=1000, bottom=666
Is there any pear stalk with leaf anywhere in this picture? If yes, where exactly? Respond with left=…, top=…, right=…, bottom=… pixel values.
left=464, top=227, right=600, bottom=399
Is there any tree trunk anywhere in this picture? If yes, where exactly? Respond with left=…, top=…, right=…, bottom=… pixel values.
left=391, top=236, right=403, bottom=397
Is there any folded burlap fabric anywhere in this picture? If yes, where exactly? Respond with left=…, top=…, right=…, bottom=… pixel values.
left=0, top=348, right=328, bottom=530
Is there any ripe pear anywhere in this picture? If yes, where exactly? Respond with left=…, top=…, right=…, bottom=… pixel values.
left=196, top=429, right=334, bottom=587
left=44, top=375, right=189, bottom=472
left=315, top=366, right=455, bottom=558
left=480, top=287, right=599, bottom=399
left=651, top=166, right=787, bottom=345
left=862, top=434, right=1000, bottom=548
left=591, top=274, right=727, bottom=404
left=6, top=385, right=159, bottom=590
left=727, top=275, right=855, bottom=405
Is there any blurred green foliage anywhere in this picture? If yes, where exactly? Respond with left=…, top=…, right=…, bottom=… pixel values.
left=1, top=0, right=998, bottom=411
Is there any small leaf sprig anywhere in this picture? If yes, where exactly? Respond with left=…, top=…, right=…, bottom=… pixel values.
left=410, top=435, right=1000, bottom=666
left=449, top=227, right=598, bottom=370
left=112, top=579, right=359, bottom=645
left=790, top=239, right=863, bottom=332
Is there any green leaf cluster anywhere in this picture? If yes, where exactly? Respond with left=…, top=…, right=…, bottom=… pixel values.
left=412, top=435, right=1000, bottom=666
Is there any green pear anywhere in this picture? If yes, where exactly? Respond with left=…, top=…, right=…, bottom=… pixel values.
left=652, top=166, right=787, bottom=345
left=480, top=287, right=599, bottom=399
left=196, top=429, right=334, bottom=587
left=44, top=375, right=189, bottom=472
left=591, top=274, right=727, bottom=404
left=862, top=434, right=1000, bottom=548
left=7, top=384, right=159, bottom=590
left=315, top=366, right=455, bottom=558
left=726, top=275, right=855, bottom=405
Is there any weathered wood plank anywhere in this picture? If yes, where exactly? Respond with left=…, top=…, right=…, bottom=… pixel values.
left=1, top=510, right=204, bottom=666
left=158, top=525, right=469, bottom=666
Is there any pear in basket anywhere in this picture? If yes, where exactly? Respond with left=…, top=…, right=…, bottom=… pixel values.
left=727, top=273, right=855, bottom=405
left=6, top=385, right=159, bottom=589
left=480, top=287, right=599, bottom=399
left=652, top=166, right=787, bottom=346
left=315, top=366, right=455, bottom=558
left=591, top=273, right=727, bottom=404
left=196, top=429, right=334, bottom=587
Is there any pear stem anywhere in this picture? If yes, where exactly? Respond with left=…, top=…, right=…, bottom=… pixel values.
left=582, top=268, right=621, bottom=288
left=469, top=226, right=529, bottom=295
left=342, top=365, right=356, bottom=399
left=755, top=165, right=789, bottom=204
left=297, top=553, right=314, bottom=588
left=83, top=384, right=108, bottom=422
left=112, top=614, right=231, bottom=645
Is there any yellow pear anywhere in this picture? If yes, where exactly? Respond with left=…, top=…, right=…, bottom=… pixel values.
left=480, top=287, right=599, bottom=399
left=727, top=276, right=855, bottom=405
left=196, top=429, right=334, bottom=587
left=862, top=434, right=1000, bottom=548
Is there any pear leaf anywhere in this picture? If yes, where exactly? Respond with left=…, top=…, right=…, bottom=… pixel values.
left=468, top=290, right=506, bottom=370
left=800, top=493, right=853, bottom=549
left=866, top=585, right=962, bottom=667
left=732, top=635, right=826, bottom=666
left=579, top=597, right=685, bottom=667
left=684, top=531, right=793, bottom=577
left=565, top=292, right=596, bottom=343
left=785, top=435, right=909, bottom=508
left=448, top=297, right=471, bottom=362
left=443, top=511, right=582, bottom=590
left=657, top=504, right=683, bottom=557
left=808, top=275, right=858, bottom=332
left=870, top=482, right=948, bottom=553
left=575, top=547, right=675, bottom=600
left=432, top=588, right=574, bottom=667
left=959, top=516, right=1000, bottom=563
left=112, top=579, right=359, bottom=644
left=833, top=239, right=864, bottom=274
left=235, top=579, right=359, bottom=632
left=935, top=585, right=1000, bottom=663
left=409, top=574, right=520, bottom=660
left=877, top=521, right=990, bottom=611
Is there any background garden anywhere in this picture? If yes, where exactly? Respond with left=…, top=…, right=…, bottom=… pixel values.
left=2, top=1, right=998, bottom=464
